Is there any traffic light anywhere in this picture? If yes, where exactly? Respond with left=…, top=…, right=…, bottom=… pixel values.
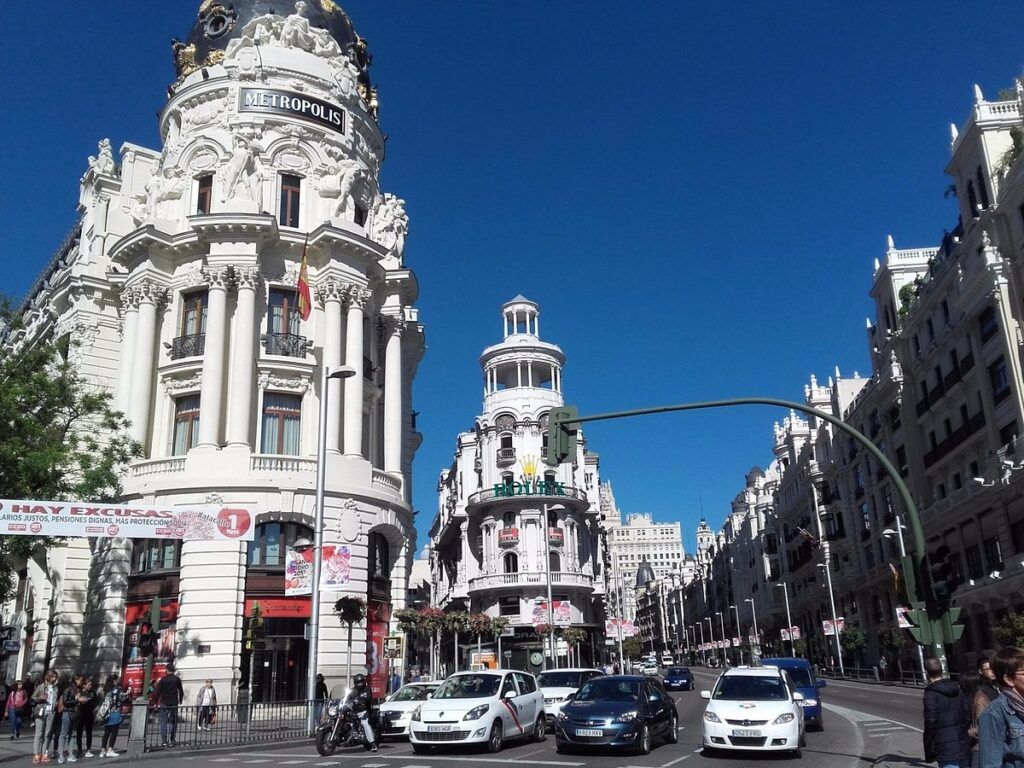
left=138, top=623, right=157, bottom=658
left=545, top=406, right=579, bottom=465
left=245, top=603, right=266, bottom=652
left=926, top=544, right=958, bottom=603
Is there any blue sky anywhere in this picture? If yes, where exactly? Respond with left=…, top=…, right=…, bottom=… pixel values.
left=3, top=2, right=1023, bottom=553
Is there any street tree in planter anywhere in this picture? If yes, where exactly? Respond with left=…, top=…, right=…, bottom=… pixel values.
left=490, top=617, right=510, bottom=666
left=622, top=636, right=644, bottom=662
left=562, top=626, right=587, bottom=667
left=334, top=596, right=366, bottom=686
left=467, top=612, right=492, bottom=665
left=394, top=607, right=421, bottom=674
left=419, top=607, right=446, bottom=678
left=840, top=626, right=867, bottom=668
left=878, top=629, right=905, bottom=679
left=445, top=611, right=470, bottom=673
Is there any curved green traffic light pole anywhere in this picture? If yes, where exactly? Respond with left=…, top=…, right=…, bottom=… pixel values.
left=557, top=397, right=941, bottom=660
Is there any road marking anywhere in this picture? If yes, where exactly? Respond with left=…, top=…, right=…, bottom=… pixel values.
left=315, top=763, right=341, bottom=766
left=660, top=755, right=692, bottom=767
left=242, top=761, right=274, bottom=764
left=211, top=760, right=241, bottom=763
left=824, top=703, right=923, bottom=733
left=281, top=762, right=311, bottom=765
left=823, top=680, right=923, bottom=698
left=692, top=747, right=704, bottom=753
left=361, top=764, right=389, bottom=767
left=233, top=756, right=581, bottom=768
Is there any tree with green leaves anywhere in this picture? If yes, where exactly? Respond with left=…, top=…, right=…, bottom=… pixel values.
left=993, top=612, right=1024, bottom=647
left=444, top=611, right=469, bottom=672
left=0, top=308, right=141, bottom=602
left=562, top=626, right=587, bottom=667
left=622, top=636, right=644, bottom=661
left=334, top=596, right=366, bottom=684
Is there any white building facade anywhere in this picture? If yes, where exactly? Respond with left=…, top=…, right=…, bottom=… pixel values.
left=2, top=0, right=425, bottom=703
left=609, top=513, right=684, bottom=621
left=431, top=297, right=606, bottom=673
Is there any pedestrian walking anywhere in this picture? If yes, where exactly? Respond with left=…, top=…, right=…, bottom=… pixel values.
left=57, top=675, right=84, bottom=764
left=154, top=664, right=183, bottom=747
left=962, top=672, right=983, bottom=768
left=923, top=657, right=972, bottom=768
left=97, top=674, right=127, bottom=758
left=314, top=674, right=328, bottom=724
left=978, top=646, right=1024, bottom=768
left=6, top=680, right=27, bottom=739
left=979, top=657, right=1001, bottom=708
left=195, top=680, right=217, bottom=731
left=32, top=670, right=60, bottom=764
left=74, top=678, right=97, bottom=758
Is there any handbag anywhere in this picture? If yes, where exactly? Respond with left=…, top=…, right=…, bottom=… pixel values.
left=106, top=710, right=123, bottom=726
left=32, top=700, right=46, bottom=719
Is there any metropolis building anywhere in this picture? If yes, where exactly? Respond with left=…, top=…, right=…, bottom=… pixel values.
left=431, top=298, right=606, bottom=672
left=1, top=1, right=425, bottom=701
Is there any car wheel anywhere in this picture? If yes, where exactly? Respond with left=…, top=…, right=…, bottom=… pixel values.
left=800, top=729, right=807, bottom=748
left=637, top=724, right=652, bottom=755
left=792, top=747, right=803, bottom=759
left=812, top=719, right=824, bottom=732
left=667, top=713, right=678, bottom=744
left=555, top=743, right=573, bottom=755
left=533, top=716, right=545, bottom=742
left=412, top=744, right=432, bottom=754
left=701, top=746, right=717, bottom=758
left=487, top=720, right=504, bottom=753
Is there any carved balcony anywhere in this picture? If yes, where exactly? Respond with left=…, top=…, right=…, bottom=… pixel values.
left=264, top=332, right=309, bottom=358
left=169, top=333, right=205, bottom=360
left=496, top=447, right=516, bottom=466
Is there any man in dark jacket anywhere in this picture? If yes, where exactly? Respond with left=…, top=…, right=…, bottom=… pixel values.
left=923, top=657, right=971, bottom=768
left=154, top=665, right=184, bottom=748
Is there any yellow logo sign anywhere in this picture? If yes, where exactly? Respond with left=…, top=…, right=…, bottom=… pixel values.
left=519, top=454, right=539, bottom=482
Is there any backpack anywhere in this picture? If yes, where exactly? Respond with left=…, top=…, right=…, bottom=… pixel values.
left=97, top=692, right=112, bottom=721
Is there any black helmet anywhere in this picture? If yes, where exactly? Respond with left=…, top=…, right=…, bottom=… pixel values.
left=353, top=674, right=368, bottom=691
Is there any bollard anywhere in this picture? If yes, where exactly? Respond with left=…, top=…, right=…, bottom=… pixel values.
left=127, top=702, right=149, bottom=757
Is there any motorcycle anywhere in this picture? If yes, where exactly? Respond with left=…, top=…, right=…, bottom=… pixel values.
left=315, top=689, right=378, bottom=756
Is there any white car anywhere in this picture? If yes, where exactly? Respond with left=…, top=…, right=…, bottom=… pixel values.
left=378, top=682, right=440, bottom=738
left=700, top=666, right=806, bottom=757
left=536, top=668, right=605, bottom=727
left=409, top=670, right=546, bottom=753
left=642, top=662, right=659, bottom=676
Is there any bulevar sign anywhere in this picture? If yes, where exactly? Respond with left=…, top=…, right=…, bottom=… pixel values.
left=0, top=499, right=255, bottom=541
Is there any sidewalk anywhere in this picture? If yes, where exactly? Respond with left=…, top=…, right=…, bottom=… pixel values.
left=0, top=725, right=124, bottom=765
left=871, top=717, right=931, bottom=768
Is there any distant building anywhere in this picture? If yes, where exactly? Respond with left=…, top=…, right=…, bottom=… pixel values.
left=609, top=512, right=684, bottom=621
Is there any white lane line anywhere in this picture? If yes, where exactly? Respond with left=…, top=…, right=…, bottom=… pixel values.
left=211, top=760, right=241, bottom=763
left=242, top=761, right=274, bottom=764
left=692, top=747, right=704, bottom=753
left=361, top=764, right=389, bottom=767
left=661, top=755, right=692, bottom=767
left=281, top=762, right=311, bottom=765
left=824, top=703, right=923, bottom=733
left=315, top=763, right=341, bottom=766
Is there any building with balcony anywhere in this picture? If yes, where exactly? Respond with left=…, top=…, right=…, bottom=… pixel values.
left=431, top=297, right=605, bottom=673
left=609, top=513, right=685, bottom=621
left=1, top=0, right=425, bottom=701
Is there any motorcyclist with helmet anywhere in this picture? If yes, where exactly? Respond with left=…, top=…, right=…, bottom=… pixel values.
left=347, top=674, right=378, bottom=751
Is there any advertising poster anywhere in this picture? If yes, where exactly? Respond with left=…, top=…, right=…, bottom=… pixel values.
left=822, top=617, right=846, bottom=636
left=284, top=545, right=351, bottom=595
left=896, top=606, right=912, bottom=629
left=366, top=601, right=391, bottom=699
left=123, top=600, right=178, bottom=702
left=0, top=499, right=254, bottom=541
left=532, top=600, right=571, bottom=626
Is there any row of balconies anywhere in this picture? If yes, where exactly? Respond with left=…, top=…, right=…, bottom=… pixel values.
left=915, top=353, right=976, bottom=416
left=496, top=526, right=565, bottom=547
left=435, top=570, right=596, bottom=603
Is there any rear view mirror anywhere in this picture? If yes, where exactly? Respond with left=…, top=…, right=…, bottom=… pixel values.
left=503, top=690, right=516, bottom=700
left=700, top=690, right=711, bottom=700
left=564, top=693, right=574, bottom=702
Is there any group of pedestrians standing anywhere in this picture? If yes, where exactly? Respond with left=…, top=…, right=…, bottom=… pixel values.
left=923, top=647, right=1024, bottom=768
left=28, top=670, right=128, bottom=764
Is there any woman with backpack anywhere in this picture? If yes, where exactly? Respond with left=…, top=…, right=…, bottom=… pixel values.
left=97, top=674, right=127, bottom=758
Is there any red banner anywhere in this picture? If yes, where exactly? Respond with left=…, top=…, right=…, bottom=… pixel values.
left=366, top=601, right=391, bottom=699
left=123, top=600, right=179, bottom=702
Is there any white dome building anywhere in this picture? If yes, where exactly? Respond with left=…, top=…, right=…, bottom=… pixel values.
left=4, top=0, right=424, bottom=703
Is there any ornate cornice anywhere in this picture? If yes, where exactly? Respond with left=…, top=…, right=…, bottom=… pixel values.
left=203, top=265, right=235, bottom=290
left=162, top=372, right=202, bottom=394
left=317, top=279, right=348, bottom=305
left=346, top=287, right=372, bottom=310
left=235, top=266, right=261, bottom=290
left=257, top=371, right=312, bottom=393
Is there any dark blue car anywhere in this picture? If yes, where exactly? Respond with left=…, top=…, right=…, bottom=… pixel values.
left=555, top=676, right=678, bottom=754
left=663, top=667, right=694, bottom=691
left=760, top=658, right=826, bottom=731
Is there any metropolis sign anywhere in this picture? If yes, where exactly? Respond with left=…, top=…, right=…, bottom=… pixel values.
left=239, top=88, right=345, bottom=134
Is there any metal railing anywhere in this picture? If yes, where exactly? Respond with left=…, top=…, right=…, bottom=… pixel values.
left=264, top=332, right=309, bottom=357
left=141, top=699, right=314, bottom=752
left=819, top=665, right=957, bottom=687
left=170, top=333, right=206, bottom=359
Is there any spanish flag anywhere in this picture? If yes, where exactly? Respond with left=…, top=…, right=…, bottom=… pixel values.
left=297, top=235, right=311, bottom=321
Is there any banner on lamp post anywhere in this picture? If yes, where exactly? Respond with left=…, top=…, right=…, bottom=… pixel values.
left=822, top=618, right=846, bottom=636
left=895, top=605, right=912, bottom=629
left=285, top=545, right=352, bottom=595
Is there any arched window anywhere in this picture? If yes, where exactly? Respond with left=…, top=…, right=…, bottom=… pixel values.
left=503, top=552, right=519, bottom=574
left=369, top=533, right=390, bottom=579
left=247, top=521, right=313, bottom=567
left=549, top=551, right=561, bottom=573
left=502, top=510, right=516, bottom=527
left=500, top=433, right=513, bottom=450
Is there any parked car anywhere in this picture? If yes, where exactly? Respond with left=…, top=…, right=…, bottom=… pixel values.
left=378, top=682, right=440, bottom=738
left=760, top=658, right=826, bottom=731
left=554, top=675, right=678, bottom=754
left=408, top=670, right=545, bottom=753
left=700, top=666, right=806, bottom=757
left=537, top=668, right=605, bottom=727
left=663, top=667, right=694, bottom=692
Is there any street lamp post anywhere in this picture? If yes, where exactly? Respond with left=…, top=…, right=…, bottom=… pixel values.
left=744, top=598, right=759, bottom=662
left=307, top=364, right=357, bottom=732
left=730, top=605, right=742, bottom=665
left=715, top=611, right=726, bottom=667
left=883, top=515, right=927, bottom=682
left=774, top=582, right=794, bottom=657
left=703, top=617, right=714, bottom=665
left=542, top=503, right=556, bottom=669
left=612, top=555, right=626, bottom=672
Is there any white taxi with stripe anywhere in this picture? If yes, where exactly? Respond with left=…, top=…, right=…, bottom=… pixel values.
left=409, top=670, right=546, bottom=753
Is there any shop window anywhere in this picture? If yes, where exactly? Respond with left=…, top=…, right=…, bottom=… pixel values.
left=196, top=174, right=213, bottom=215
left=172, top=394, right=201, bottom=455
left=132, top=538, right=181, bottom=573
left=247, top=521, right=312, bottom=568
left=279, top=174, right=301, bottom=228
left=261, top=393, right=302, bottom=455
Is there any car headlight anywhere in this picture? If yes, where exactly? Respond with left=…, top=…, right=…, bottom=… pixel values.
left=703, top=711, right=722, bottom=723
left=464, top=704, right=490, bottom=721
left=800, top=698, right=818, bottom=707
left=773, top=713, right=795, bottom=724
left=411, top=706, right=422, bottom=722
left=557, top=710, right=569, bottom=721
left=612, top=711, right=637, bottom=723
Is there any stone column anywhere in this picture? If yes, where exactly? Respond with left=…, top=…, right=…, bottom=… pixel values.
left=320, top=281, right=346, bottom=453
left=382, top=315, right=405, bottom=473
left=128, top=280, right=164, bottom=448
left=197, top=266, right=232, bottom=449
left=116, top=288, right=141, bottom=416
left=226, top=267, right=260, bottom=447
left=343, top=288, right=370, bottom=456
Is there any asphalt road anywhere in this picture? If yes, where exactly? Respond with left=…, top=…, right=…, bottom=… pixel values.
left=132, top=669, right=927, bottom=768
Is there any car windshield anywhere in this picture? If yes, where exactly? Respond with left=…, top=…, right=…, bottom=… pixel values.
left=783, top=668, right=813, bottom=686
left=537, top=672, right=585, bottom=688
left=714, top=675, right=788, bottom=701
left=433, top=675, right=502, bottom=699
left=667, top=668, right=689, bottom=676
left=575, top=678, right=640, bottom=703
left=391, top=685, right=435, bottom=702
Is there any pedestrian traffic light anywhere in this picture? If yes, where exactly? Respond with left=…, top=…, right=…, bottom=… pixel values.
left=245, top=603, right=266, bottom=651
left=925, top=544, right=958, bottom=603
left=138, top=623, right=157, bottom=658
left=545, top=405, right=579, bottom=465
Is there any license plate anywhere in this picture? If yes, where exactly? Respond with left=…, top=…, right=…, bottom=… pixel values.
left=427, top=725, right=453, bottom=732
left=731, top=729, right=762, bottom=737
left=575, top=728, right=603, bottom=737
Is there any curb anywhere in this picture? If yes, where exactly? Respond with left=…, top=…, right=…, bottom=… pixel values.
left=0, top=736, right=313, bottom=765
